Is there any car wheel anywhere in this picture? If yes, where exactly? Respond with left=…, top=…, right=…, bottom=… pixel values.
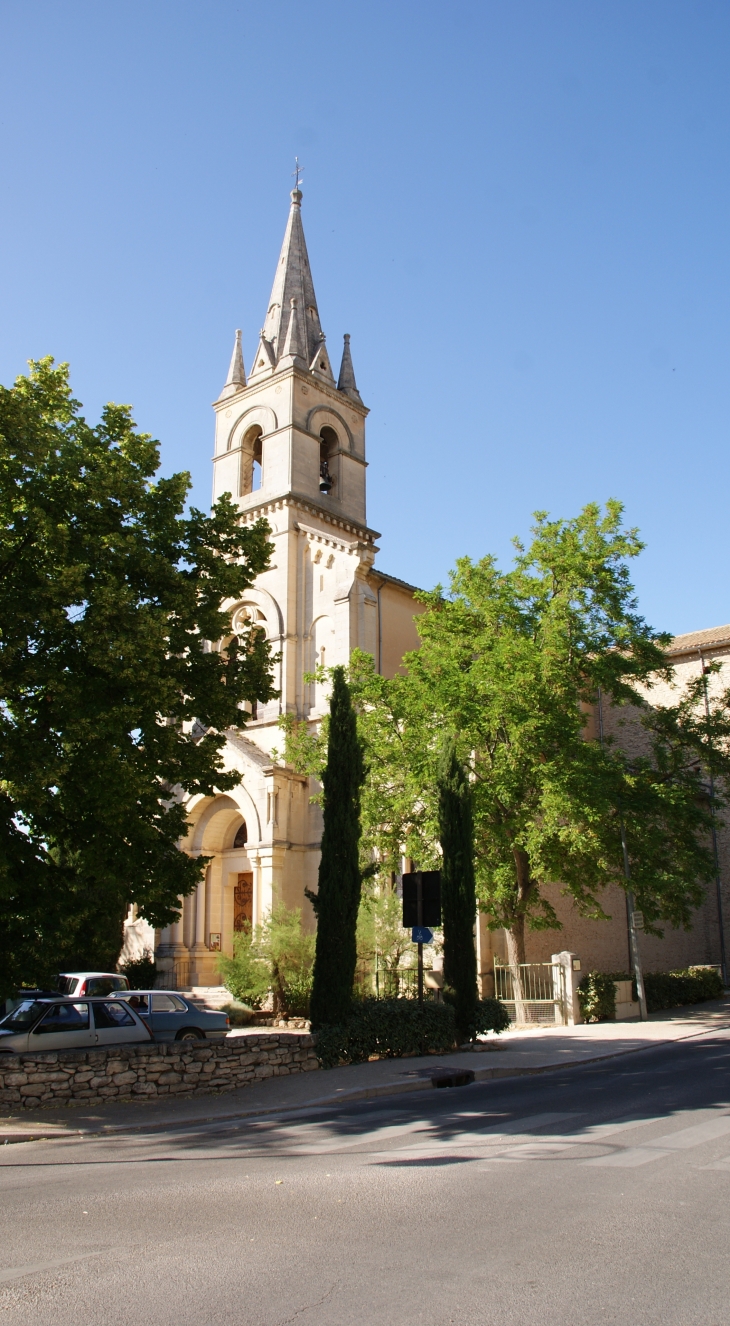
left=176, top=1028, right=205, bottom=1041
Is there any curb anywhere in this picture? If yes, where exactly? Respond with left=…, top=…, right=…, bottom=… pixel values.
left=2, top=1019, right=729, bottom=1146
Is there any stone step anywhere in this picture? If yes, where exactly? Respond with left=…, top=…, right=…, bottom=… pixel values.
left=180, top=986, right=232, bottom=1010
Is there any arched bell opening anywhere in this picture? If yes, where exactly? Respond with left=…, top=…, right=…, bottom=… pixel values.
left=239, top=425, right=263, bottom=496
left=319, top=426, right=338, bottom=494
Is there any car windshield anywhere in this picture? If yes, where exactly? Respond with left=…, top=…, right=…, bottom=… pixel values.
left=86, top=977, right=129, bottom=996
left=0, top=1000, right=44, bottom=1030
left=55, top=977, right=79, bottom=995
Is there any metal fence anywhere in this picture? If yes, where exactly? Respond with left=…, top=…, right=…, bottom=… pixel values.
left=353, top=963, right=439, bottom=1001
left=494, top=960, right=567, bottom=1025
left=169, top=961, right=193, bottom=991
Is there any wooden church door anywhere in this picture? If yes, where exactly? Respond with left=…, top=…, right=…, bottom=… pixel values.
left=234, top=873, right=254, bottom=931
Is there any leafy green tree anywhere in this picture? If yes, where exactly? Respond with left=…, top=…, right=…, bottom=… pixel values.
left=437, top=736, right=478, bottom=1040
left=308, top=666, right=365, bottom=1028
left=356, top=880, right=414, bottom=996
left=348, top=502, right=730, bottom=971
left=219, top=906, right=315, bottom=1015
left=218, top=923, right=271, bottom=1009
left=0, top=358, right=277, bottom=993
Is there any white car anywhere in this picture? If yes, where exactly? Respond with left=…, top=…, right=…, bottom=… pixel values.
left=55, top=972, right=131, bottom=997
left=0, top=997, right=152, bottom=1054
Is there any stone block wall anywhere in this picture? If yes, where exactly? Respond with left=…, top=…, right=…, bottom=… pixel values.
left=0, top=1032, right=319, bottom=1110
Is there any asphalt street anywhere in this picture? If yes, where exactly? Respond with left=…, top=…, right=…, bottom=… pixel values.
left=2, top=1031, right=730, bottom=1325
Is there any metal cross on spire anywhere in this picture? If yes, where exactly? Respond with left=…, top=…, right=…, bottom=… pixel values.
left=292, top=157, right=304, bottom=190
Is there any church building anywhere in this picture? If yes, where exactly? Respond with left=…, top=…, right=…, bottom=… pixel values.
left=154, top=185, right=422, bottom=989
left=148, top=186, right=729, bottom=994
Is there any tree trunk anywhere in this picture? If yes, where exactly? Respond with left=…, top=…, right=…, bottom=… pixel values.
left=505, top=916, right=526, bottom=1023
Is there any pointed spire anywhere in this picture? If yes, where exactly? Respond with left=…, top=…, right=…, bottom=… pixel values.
left=249, top=329, right=276, bottom=380
left=337, top=333, right=362, bottom=403
left=262, top=188, right=325, bottom=366
left=278, top=297, right=307, bottom=366
left=219, top=329, right=246, bottom=398
left=310, top=333, right=335, bottom=382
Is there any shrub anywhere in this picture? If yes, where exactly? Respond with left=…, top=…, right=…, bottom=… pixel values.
left=577, top=966, right=723, bottom=1019
left=578, top=971, right=618, bottom=1022
left=643, top=967, right=723, bottom=1012
left=119, top=954, right=156, bottom=989
left=314, top=998, right=458, bottom=1068
left=218, top=906, right=316, bottom=1015
left=221, top=1000, right=255, bottom=1027
left=472, top=997, right=511, bottom=1036
left=218, top=923, right=270, bottom=1009
left=266, top=906, right=315, bottom=1017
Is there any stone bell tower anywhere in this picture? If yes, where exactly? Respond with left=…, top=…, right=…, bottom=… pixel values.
left=156, top=184, right=422, bottom=986
left=210, top=183, right=380, bottom=748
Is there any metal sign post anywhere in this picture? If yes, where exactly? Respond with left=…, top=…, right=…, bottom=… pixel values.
left=417, top=877, right=423, bottom=1007
left=401, top=871, right=441, bottom=1009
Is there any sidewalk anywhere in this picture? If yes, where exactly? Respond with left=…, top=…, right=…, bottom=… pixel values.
left=2, top=998, right=729, bottom=1144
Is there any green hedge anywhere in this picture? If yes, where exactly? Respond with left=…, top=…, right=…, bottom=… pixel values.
left=472, top=997, right=512, bottom=1036
left=314, top=999, right=457, bottom=1067
left=578, top=971, right=618, bottom=1022
left=643, top=967, right=723, bottom=1012
left=314, top=996, right=510, bottom=1067
left=578, top=966, right=723, bottom=1020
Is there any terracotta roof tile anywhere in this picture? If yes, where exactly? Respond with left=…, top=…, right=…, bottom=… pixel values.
left=666, top=624, right=730, bottom=655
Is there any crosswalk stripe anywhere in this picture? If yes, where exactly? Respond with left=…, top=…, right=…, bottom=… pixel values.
left=585, top=1113, right=730, bottom=1167
left=255, top=1111, right=580, bottom=1157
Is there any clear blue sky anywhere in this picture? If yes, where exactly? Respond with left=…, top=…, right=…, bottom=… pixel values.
left=1, top=1, right=728, bottom=636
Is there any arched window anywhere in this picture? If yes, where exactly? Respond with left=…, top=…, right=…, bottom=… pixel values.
left=233, top=820, right=248, bottom=850
left=319, top=426, right=337, bottom=494
left=252, top=433, right=262, bottom=491
left=239, top=425, right=263, bottom=496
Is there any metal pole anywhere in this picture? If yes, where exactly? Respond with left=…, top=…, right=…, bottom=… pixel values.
left=598, top=687, right=633, bottom=977
left=417, top=873, right=424, bottom=1008
left=620, top=816, right=648, bottom=1020
left=699, top=651, right=728, bottom=986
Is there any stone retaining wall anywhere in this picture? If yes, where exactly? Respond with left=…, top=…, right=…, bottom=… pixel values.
left=0, top=1032, right=319, bottom=1110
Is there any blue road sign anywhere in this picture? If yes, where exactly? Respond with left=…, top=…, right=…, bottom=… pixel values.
left=411, top=926, right=433, bottom=945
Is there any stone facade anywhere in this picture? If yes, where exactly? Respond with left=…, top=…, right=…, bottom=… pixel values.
left=152, top=183, right=730, bottom=992
left=155, top=188, right=422, bottom=987
left=0, top=1033, right=319, bottom=1110
left=479, top=624, right=730, bottom=983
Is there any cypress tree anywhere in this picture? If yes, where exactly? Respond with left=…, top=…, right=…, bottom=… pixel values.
left=438, top=735, right=478, bottom=1042
left=308, top=666, right=365, bottom=1028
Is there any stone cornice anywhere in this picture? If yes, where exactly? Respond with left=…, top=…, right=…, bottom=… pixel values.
left=213, top=363, right=369, bottom=419
left=236, top=493, right=380, bottom=545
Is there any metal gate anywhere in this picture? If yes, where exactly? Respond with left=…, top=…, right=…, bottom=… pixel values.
left=170, top=960, right=192, bottom=991
left=494, top=960, right=567, bottom=1026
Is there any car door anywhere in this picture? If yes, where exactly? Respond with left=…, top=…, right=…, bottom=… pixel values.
left=149, top=993, right=187, bottom=1041
left=29, top=1002, right=94, bottom=1052
left=91, top=1000, right=148, bottom=1046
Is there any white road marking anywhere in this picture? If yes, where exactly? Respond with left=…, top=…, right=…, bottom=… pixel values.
left=585, top=1112, right=730, bottom=1167
left=0, top=1251, right=104, bottom=1283
left=236, top=1111, right=581, bottom=1158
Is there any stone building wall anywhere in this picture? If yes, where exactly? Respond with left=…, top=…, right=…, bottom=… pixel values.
left=517, top=881, right=722, bottom=973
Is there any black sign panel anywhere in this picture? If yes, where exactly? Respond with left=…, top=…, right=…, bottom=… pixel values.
left=401, top=871, right=441, bottom=928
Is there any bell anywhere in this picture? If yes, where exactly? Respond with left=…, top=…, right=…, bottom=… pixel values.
left=319, top=461, right=333, bottom=494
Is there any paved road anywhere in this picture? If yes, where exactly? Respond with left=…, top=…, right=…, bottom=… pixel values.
left=3, top=1030, right=730, bottom=1325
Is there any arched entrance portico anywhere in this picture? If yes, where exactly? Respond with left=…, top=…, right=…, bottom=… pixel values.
left=156, top=789, right=267, bottom=988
